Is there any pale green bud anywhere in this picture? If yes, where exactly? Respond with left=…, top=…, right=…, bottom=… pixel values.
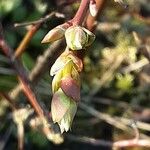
left=65, top=26, right=95, bottom=50
left=41, top=25, right=66, bottom=43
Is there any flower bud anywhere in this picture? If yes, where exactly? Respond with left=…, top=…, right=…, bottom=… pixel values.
left=41, top=25, right=66, bottom=43
left=65, top=26, right=95, bottom=50
left=51, top=88, right=77, bottom=133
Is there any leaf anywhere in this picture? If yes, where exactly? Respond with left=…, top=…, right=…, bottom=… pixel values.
left=50, top=56, right=71, bottom=76
left=60, top=76, right=80, bottom=102
left=51, top=88, right=71, bottom=122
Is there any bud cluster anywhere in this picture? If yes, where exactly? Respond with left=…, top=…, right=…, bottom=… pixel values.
left=50, top=51, right=82, bottom=133
left=42, top=25, right=95, bottom=51
left=42, top=24, right=95, bottom=133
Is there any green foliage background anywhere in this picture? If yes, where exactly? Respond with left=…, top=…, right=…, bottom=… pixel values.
left=0, top=0, right=150, bottom=149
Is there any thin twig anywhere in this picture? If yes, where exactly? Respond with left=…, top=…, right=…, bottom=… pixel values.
left=0, top=36, right=44, bottom=117
left=0, top=40, right=65, bottom=117
left=0, top=67, right=16, bottom=75
left=0, top=92, right=17, bottom=110
left=17, top=122, right=24, bottom=150
left=67, top=134, right=150, bottom=148
left=0, top=25, right=62, bottom=143
left=14, top=24, right=41, bottom=58
left=0, top=126, right=13, bottom=150
left=113, top=139, right=150, bottom=148
left=14, top=11, right=64, bottom=58
left=92, top=97, right=144, bottom=110
left=80, top=102, right=150, bottom=132
left=80, top=102, right=130, bottom=131
left=121, top=59, right=149, bottom=73
left=14, top=12, right=64, bottom=27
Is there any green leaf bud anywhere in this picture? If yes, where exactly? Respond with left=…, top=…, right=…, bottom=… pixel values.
left=41, top=25, right=66, bottom=43
left=65, top=26, right=95, bottom=50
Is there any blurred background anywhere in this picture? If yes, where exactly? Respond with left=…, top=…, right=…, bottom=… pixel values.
left=0, top=0, right=150, bottom=149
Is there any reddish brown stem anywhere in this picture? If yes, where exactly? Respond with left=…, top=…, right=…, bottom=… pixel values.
left=72, top=0, right=90, bottom=25
left=68, top=134, right=150, bottom=148
left=14, top=12, right=56, bottom=58
left=15, top=24, right=40, bottom=58
left=0, top=28, right=44, bottom=118
left=18, top=77, right=43, bottom=117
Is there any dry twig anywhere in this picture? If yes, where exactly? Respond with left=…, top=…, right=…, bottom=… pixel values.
left=80, top=102, right=150, bottom=132
left=67, top=134, right=150, bottom=148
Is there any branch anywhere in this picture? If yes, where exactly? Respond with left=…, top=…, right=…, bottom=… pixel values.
left=14, top=24, right=41, bottom=58
left=72, top=0, right=90, bottom=25
left=17, top=122, right=24, bottom=150
left=67, top=134, right=150, bottom=148
left=14, top=12, right=58, bottom=58
left=80, top=102, right=150, bottom=132
left=0, top=24, right=63, bottom=143
left=113, top=139, right=150, bottom=148
left=0, top=126, right=13, bottom=150
left=0, top=37, right=44, bottom=117
left=0, top=39, right=65, bottom=117
left=121, top=59, right=149, bottom=73
left=92, top=97, right=144, bottom=110
left=14, top=12, right=64, bottom=27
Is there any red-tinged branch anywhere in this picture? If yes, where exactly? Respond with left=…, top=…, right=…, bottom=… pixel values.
left=67, top=134, right=150, bottom=148
left=14, top=12, right=57, bottom=58
left=72, top=0, right=90, bottom=25
left=0, top=26, right=44, bottom=118
left=14, top=24, right=41, bottom=58
left=18, top=77, right=43, bottom=117
left=0, top=28, right=60, bottom=142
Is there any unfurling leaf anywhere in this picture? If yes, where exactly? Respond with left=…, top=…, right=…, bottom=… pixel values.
left=60, top=76, right=80, bottom=102
left=52, top=70, right=63, bottom=93
left=50, top=55, right=71, bottom=76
